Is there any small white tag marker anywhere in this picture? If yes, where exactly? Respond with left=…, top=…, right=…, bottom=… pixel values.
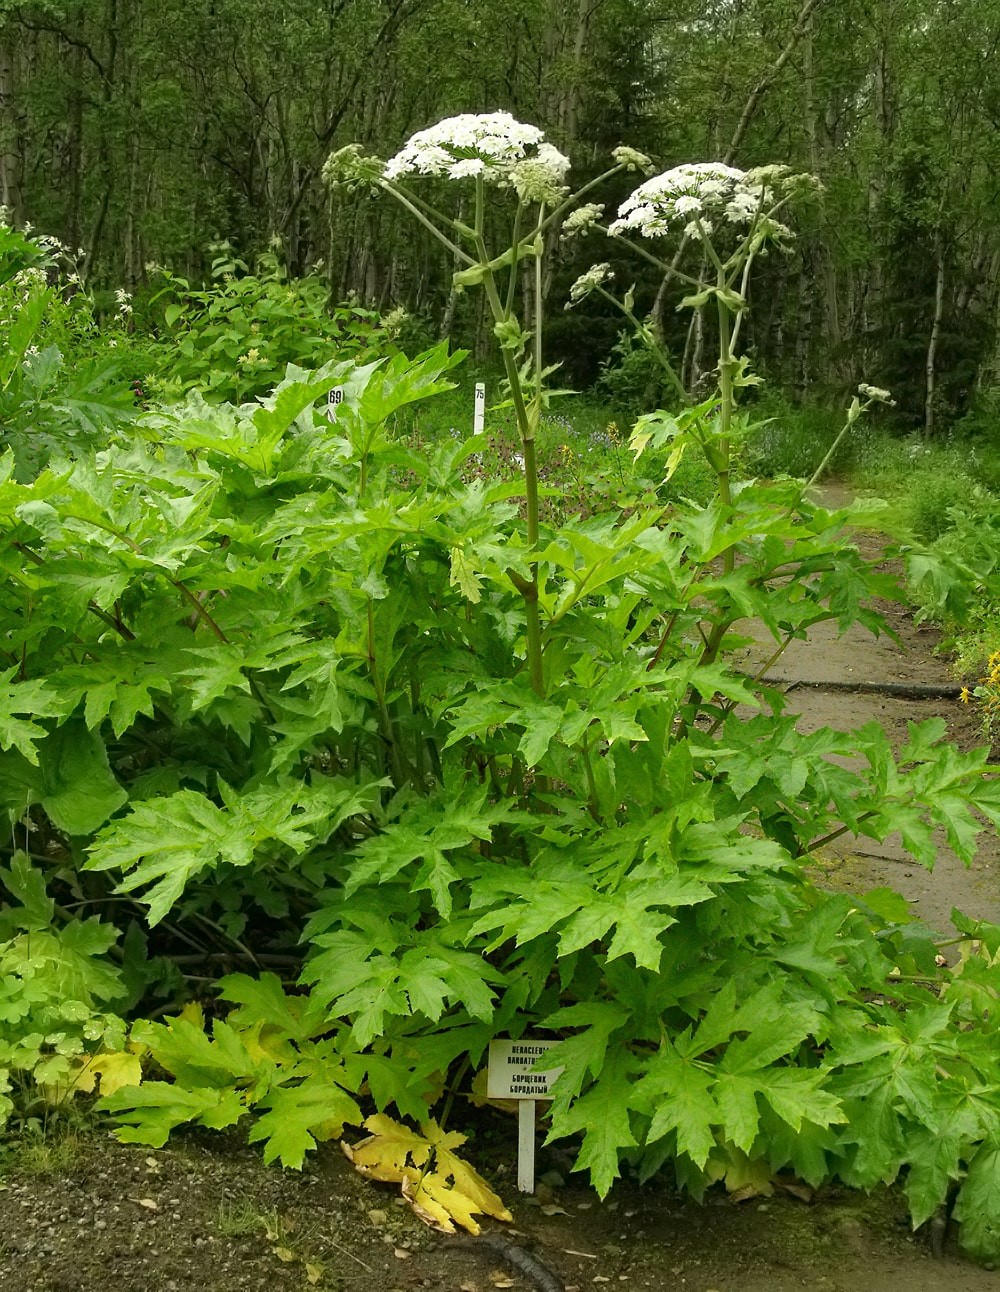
left=326, top=387, right=344, bottom=420
left=487, top=1039, right=564, bottom=1193
left=474, top=382, right=486, bottom=436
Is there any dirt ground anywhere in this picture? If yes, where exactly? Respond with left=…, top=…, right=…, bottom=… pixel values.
left=2, top=485, right=999, bottom=1292
left=2, top=1124, right=999, bottom=1292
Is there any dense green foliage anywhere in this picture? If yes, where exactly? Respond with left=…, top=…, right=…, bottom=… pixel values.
left=2, top=178, right=1000, bottom=1261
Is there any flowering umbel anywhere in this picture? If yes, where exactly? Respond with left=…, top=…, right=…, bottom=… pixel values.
left=609, top=161, right=817, bottom=245
left=383, top=112, right=568, bottom=190
left=566, top=263, right=613, bottom=304
left=560, top=203, right=605, bottom=241
left=322, top=144, right=385, bottom=194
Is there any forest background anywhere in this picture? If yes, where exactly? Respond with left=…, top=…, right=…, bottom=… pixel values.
left=3, top=0, right=1000, bottom=434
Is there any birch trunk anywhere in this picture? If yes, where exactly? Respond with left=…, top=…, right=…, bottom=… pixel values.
left=924, top=231, right=946, bottom=438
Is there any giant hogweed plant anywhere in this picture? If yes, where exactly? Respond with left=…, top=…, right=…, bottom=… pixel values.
left=0, top=117, right=999, bottom=1250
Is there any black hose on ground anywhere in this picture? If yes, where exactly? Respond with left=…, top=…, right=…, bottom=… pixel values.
left=754, top=677, right=964, bottom=699
left=443, top=1232, right=566, bottom=1292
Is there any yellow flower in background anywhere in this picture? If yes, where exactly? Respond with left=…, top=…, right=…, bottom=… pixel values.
left=960, top=687, right=971, bottom=703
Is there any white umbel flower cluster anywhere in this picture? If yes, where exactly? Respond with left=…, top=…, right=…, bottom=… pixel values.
left=383, top=113, right=568, bottom=191
left=610, top=162, right=789, bottom=241
left=567, top=262, right=613, bottom=304
left=560, top=202, right=605, bottom=241
left=858, top=383, right=895, bottom=404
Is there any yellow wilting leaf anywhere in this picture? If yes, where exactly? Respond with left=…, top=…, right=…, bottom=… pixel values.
left=86, top=1050, right=144, bottom=1096
left=341, top=1114, right=433, bottom=1183
left=304, top=1263, right=324, bottom=1285
left=342, top=1116, right=512, bottom=1235
left=177, top=1000, right=206, bottom=1029
left=664, top=439, right=687, bottom=481
left=403, top=1165, right=506, bottom=1236
left=706, top=1142, right=775, bottom=1200
left=273, top=1246, right=296, bottom=1263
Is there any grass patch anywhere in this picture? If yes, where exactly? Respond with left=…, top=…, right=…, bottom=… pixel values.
left=0, top=1130, right=86, bottom=1177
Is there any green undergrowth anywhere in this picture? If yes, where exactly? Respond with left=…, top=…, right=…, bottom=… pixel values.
left=3, top=216, right=1000, bottom=1257
left=394, top=380, right=716, bottom=517
left=0, top=345, right=997, bottom=1253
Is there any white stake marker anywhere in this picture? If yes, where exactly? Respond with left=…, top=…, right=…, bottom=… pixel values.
left=326, top=387, right=344, bottom=420
left=487, top=1038, right=564, bottom=1193
left=474, top=382, right=486, bottom=436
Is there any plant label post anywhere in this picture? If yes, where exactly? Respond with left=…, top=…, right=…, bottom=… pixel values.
left=326, top=387, right=344, bottom=421
left=474, top=382, right=485, bottom=436
left=487, top=1039, right=564, bottom=1193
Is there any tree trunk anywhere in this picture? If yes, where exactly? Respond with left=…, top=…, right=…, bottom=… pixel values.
left=0, top=30, right=24, bottom=224
left=924, top=230, right=946, bottom=438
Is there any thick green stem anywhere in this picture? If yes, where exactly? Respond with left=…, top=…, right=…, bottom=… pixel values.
left=715, top=280, right=735, bottom=577
left=805, top=415, right=855, bottom=491
left=580, top=733, right=601, bottom=822
left=367, top=599, right=409, bottom=787
left=477, top=243, right=546, bottom=701
left=505, top=200, right=524, bottom=316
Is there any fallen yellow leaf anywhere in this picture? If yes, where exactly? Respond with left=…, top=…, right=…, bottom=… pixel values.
left=341, top=1115, right=511, bottom=1235
left=341, top=1114, right=432, bottom=1183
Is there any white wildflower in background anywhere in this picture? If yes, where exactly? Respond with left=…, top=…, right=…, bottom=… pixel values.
left=381, top=305, right=409, bottom=339
left=859, top=383, right=895, bottom=405
left=115, top=287, right=133, bottom=317
left=725, top=190, right=759, bottom=224
left=560, top=203, right=605, bottom=241
left=684, top=218, right=711, bottom=240
left=611, top=145, right=654, bottom=173
left=322, top=144, right=385, bottom=193
left=566, top=262, right=612, bottom=305
left=383, top=112, right=555, bottom=186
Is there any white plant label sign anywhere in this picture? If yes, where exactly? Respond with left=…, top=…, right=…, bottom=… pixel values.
left=474, top=382, right=485, bottom=436
left=326, top=387, right=344, bottom=420
left=487, top=1038, right=564, bottom=1194
left=487, top=1038, right=563, bottom=1099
